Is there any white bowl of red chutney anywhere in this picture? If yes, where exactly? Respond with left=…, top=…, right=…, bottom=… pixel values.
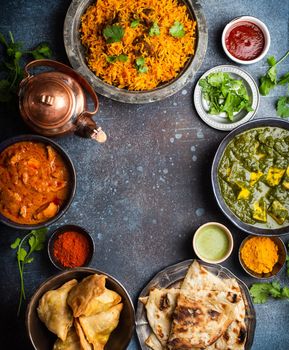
left=222, top=16, right=270, bottom=65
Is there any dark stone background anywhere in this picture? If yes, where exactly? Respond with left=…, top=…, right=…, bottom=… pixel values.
left=0, top=0, right=288, bottom=349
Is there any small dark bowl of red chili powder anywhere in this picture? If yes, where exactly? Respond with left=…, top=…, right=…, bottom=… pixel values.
left=222, top=16, right=270, bottom=64
left=48, top=224, right=94, bottom=269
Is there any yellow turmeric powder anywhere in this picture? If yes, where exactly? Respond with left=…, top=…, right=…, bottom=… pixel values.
left=240, top=237, right=279, bottom=274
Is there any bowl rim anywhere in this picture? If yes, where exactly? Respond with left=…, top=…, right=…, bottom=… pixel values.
left=63, top=0, right=208, bottom=104
left=221, top=15, right=271, bottom=65
left=0, top=134, right=76, bottom=230
left=211, top=118, right=289, bottom=236
left=238, top=235, right=286, bottom=279
left=25, top=267, right=136, bottom=350
left=47, top=224, right=95, bottom=270
left=192, top=221, right=234, bottom=263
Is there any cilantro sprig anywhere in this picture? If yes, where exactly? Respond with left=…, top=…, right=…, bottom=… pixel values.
left=259, top=51, right=289, bottom=96
left=169, top=21, right=185, bottom=38
left=199, top=72, right=253, bottom=121
left=0, top=31, right=52, bottom=103
left=106, top=54, right=128, bottom=63
left=250, top=281, right=289, bottom=304
left=11, top=228, right=48, bottom=316
left=103, top=24, right=124, bottom=44
left=135, top=57, right=148, bottom=73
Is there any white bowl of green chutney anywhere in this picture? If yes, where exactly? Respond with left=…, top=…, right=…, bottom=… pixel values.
left=193, top=222, right=234, bottom=264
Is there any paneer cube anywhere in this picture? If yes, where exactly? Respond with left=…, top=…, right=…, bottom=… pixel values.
left=252, top=198, right=267, bottom=222
left=237, top=187, right=251, bottom=200
left=268, top=200, right=288, bottom=225
left=266, top=167, right=285, bottom=187
left=250, top=171, right=263, bottom=186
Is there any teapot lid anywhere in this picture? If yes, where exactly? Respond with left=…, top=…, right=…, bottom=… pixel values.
left=20, top=71, right=85, bottom=130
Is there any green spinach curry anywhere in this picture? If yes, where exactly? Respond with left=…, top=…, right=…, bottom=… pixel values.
left=218, top=127, right=289, bottom=228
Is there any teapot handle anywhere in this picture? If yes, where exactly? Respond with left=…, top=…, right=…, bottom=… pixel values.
left=23, top=59, right=107, bottom=143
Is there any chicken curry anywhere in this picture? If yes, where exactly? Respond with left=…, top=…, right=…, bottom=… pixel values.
left=0, top=141, right=70, bottom=225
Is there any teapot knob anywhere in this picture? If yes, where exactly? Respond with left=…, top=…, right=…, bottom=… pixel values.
left=40, top=94, right=54, bottom=106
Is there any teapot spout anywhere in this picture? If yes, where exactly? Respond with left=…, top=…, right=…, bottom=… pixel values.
left=75, top=114, right=107, bottom=143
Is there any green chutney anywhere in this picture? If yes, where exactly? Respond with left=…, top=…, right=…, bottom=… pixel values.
left=195, top=225, right=229, bottom=260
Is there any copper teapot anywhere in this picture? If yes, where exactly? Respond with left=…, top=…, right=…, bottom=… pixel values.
left=18, top=59, right=107, bottom=143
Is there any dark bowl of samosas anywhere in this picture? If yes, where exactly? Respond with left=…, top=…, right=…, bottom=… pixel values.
left=26, top=268, right=135, bottom=350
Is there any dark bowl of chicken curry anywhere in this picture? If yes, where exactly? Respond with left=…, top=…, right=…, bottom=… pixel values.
left=212, top=118, right=289, bottom=236
left=0, top=135, right=76, bottom=229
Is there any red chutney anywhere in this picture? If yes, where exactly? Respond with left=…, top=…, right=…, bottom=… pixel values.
left=225, top=21, right=265, bottom=61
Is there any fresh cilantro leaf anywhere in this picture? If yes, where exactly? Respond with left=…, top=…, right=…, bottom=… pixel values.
left=11, top=237, right=21, bottom=249
left=281, top=287, right=289, bottom=298
left=149, top=22, right=160, bottom=36
left=138, top=65, right=148, bottom=73
left=17, top=247, right=27, bottom=262
left=103, top=25, right=124, bottom=44
left=30, top=42, right=52, bottom=60
left=169, top=21, right=185, bottom=38
left=106, top=54, right=128, bottom=64
left=106, top=55, right=117, bottom=63
left=259, top=75, right=276, bottom=96
left=199, top=72, right=252, bottom=121
left=11, top=227, right=48, bottom=316
left=249, top=283, right=272, bottom=304
left=136, top=57, right=145, bottom=66
left=259, top=50, right=289, bottom=96
left=271, top=281, right=281, bottom=290
left=118, top=54, right=128, bottom=62
left=277, top=96, right=289, bottom=118
left=135, top=57, right=148, bottom=73
left=278, top=72, right=289, bottom=86
left=130, top=19, right=140, bottom=28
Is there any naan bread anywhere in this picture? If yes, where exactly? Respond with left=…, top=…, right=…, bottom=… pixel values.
left=181, top=260, right=227, bottom=292
left=144, top=288, right=179, bottom=346
left=67, top=274, right=121, bottom=317
left=53, top=327, right=81, bottom=350
left=145, top=333, right=163, bottom=350
left=38, top=279, right=78, bottom=341
left=78, top=303, right=123, bottom=350
left=167, top=290, right=236, bottom=349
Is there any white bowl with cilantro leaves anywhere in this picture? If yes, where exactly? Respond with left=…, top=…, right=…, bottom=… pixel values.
left=194, top=65, right=260, bottom=130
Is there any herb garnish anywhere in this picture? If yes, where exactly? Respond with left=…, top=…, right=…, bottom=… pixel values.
left=0, top=31, right=52, bottom=103
left=11, top=228, right=48, bottom=316
left=277, top=96, right=289, bottom=118
left=130, top=19, right=140, bottom=28
left=259, top=51, right=289, bottom=96
left=199, top=72, right=253, bottom=121
left=250, top=281, right=289, bottom=304
left=103, top=24, right=125, bottom=43
left=149, top=22, right=160, bottom=36
left=169, top=21, right=185, bottom=38
left=135, top=57, right=148, bottom=73
left=106, top=54, right=128, bottom=63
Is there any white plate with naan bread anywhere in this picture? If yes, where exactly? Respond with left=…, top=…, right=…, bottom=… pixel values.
left=136, top=260, right=256, bottom=350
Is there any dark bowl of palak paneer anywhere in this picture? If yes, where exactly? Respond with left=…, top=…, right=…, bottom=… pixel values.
left=212, top=118, right=289, bottom=236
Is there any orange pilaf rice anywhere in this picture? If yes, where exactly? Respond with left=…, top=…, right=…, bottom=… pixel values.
left=80, top=0, right=197, bottom=91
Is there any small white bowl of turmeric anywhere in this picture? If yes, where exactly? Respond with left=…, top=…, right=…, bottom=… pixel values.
left=239, top=235, right=286, bottom=279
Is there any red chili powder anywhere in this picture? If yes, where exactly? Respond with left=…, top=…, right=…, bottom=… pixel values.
left=53, top=231, right=90, bottom=268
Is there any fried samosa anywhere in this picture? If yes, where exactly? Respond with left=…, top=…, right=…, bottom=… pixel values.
left=78, top=303, right=123, bottom=350
left=67, top=274, right=122, bottom=317
left=53, top=327, right=81, bottom=350
left=74, top=319, right=93, bottom=350
left=38, top=279, right=78, bottom=341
